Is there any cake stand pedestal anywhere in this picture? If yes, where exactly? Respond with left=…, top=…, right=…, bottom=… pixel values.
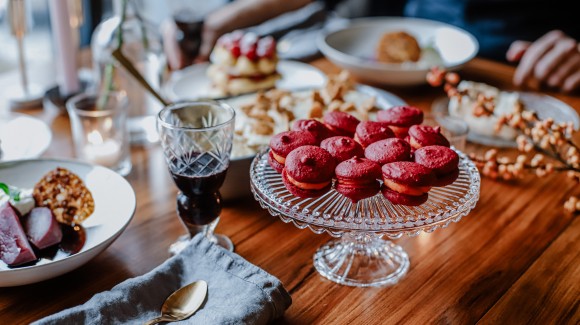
left=250, top=148, right=480, bottom=287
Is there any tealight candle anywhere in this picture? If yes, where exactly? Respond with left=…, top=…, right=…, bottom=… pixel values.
left=82, top=130, right=122, bottom=168
left=67, top=92, right=132, bottom=176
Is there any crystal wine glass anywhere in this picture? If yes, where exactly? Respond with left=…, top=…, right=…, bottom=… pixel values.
left=158, top=100, right=235, bottom=253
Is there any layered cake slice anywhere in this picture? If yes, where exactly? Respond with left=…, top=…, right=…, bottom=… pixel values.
left=208, top=31, right=280, bottom=95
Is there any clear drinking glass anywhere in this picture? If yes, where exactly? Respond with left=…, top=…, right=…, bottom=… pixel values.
left=66, top=92, right=132, bottom=176
left=157, top=100, right=235, bottom=254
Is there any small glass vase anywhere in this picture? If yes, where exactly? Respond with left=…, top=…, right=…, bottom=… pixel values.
left=91, top=0, right=166, bottom=145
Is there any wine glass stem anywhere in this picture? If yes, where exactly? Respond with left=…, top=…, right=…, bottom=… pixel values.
left=16, top=36, right=29, bottom=95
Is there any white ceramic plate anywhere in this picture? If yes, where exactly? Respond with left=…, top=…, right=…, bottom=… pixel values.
left=163, top=60, right=327, bottom=101
left=220, top=85, right=407, bottom=200
left=0, top=114, right=52, bottom=161
left=318, top=17, right=479, bottom=86
left=0, top=159, right=136, bottom=286
left=432, top=92, right=580, bottom=147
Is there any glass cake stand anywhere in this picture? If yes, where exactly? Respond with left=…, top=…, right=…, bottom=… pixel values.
left=250, top=148, right=480, bottom=287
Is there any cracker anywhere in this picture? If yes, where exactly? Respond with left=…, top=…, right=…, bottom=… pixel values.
left=33, top=167, right=95, bottom=225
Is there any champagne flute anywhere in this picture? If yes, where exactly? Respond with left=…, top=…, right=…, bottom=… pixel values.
left=158, top=100, right=235, bottom=254
left=6, top=0, right=44, bottom=109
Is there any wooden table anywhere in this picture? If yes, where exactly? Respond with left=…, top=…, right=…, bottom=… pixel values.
left=1, top=58, right=578, bottom=324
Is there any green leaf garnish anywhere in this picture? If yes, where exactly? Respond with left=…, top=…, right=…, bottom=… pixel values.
left=0, top=183, right=9, bottom=195
left=12, top=190, right=21, bottom=202
left=0, top=182, right=21, bottom=202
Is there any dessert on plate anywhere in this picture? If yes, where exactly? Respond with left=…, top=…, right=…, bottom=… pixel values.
left=381, top=161, right=435, bottom=206
left=208, top=31, right=280, bottom=96
left=354, top=121, right=395, bottom=148
left=448, top=80, right=521, bottom=140
left=335, top=157, right=382, bottom=203
left=408, top=125, right=450, bottom=149
left=0, top=167, right=94, bottom=267
left=377, top=105, right=423, bottom=138
left=377, top=31, right=421, bottom=64
left=414, top=145, right=460, bottom=187
left=320, top=136, right=364, bottom=163
left=282, top=145, right=335, bottom=198
left=268, top=131, right=317, bottom=173
left=375, top=31, right=443, bottom=68
left=364, top=138, right=411, bottom=165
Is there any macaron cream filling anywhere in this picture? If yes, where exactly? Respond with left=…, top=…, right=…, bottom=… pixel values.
left=271, top=151, right=286, bottom=164
left=383, top=179, right=431, bottom=196
left=285, top=173, right=331, bottom=190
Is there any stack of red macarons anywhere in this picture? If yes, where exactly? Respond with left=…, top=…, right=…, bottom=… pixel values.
left=267, top=107, right=460, bottom=206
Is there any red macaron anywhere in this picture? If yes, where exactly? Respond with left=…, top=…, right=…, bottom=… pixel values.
left=354, top=121, right=395, bottom=148
left=408, top=125, right=450, bottom=149
left=320, top=136, right=364, bottom=163
left=377, top=106, right=424, bottom=138
left=268, top=131, right=317, bottom=173
left=381, top=187, right=428, bottom=206
left=335, top=157, right=382, bottom=203
left=414, top=145, right=460, bottom=186
left=282, top=145, right=335, bottom=198
left=323, top=111, right=360, bottom=137
left=364, top=138, right=411, bottom=165
left=381, top=161, right=435, bottom=206
left=291, top=119, right=333, bottom=144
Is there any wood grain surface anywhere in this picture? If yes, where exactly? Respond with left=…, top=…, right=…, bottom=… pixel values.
left=0, top=58, right=578, bottom=324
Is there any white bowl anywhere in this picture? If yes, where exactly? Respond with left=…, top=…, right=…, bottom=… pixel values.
left=318, top=17, right=479, bottom=86
left=0, top=159, right=136, bottom=286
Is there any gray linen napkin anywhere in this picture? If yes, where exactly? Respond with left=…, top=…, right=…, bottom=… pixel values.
left=33, top=234, right=291, bottom=325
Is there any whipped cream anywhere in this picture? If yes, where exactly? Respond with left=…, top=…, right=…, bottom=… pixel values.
left=0, top=186, right=35, bottom=216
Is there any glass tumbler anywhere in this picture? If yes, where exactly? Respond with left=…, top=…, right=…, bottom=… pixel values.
left=157, top=100, right=235, bottom=254
left=67, top=92, right=132, bottom=176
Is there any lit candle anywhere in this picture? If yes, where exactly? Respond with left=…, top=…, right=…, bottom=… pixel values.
left=82, top=130, right=122, bottom=168
left=48, top=0, right=80, bottom=96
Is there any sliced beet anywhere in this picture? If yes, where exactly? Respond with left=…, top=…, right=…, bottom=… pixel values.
left=0, top=202, right=37, bottom=266
left=23, top=207, right=63, bottom=250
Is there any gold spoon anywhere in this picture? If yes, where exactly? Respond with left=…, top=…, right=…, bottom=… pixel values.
left=143, top=280, right=208, bottom=325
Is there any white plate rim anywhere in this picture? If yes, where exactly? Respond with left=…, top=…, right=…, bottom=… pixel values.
left=163, top=60, right=328, bottom=101
left=0, top=113, right=53, bottom=161
left=0, top=158, right=136, bottom=275
left=318, top=16, right=479, bottom=72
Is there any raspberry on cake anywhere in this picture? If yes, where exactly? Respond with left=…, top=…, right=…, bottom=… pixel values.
left=335, top=157, right=382, bottom=203
left=282, top=146, right=335, bottom=198
left=377, top=106, right=423, bottom=138
left=408, top=125, right=450, bottom=149
left=268, top=131, right=317, bottom=173
left=381, top=161, right=435, bottom=206
left=208, top=31, right=280, bottom=95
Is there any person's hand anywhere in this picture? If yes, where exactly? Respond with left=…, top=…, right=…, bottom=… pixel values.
left=507, top=30, right=580, bottom=93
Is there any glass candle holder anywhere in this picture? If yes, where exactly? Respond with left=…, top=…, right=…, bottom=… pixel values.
left=66, top=92, right=132, bottom=176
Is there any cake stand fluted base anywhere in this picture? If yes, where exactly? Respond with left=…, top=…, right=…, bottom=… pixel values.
left=313, top=233, right=409, bottom=287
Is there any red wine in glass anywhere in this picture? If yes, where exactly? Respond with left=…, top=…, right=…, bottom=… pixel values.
left=170, top=152, right=228, bottom=232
